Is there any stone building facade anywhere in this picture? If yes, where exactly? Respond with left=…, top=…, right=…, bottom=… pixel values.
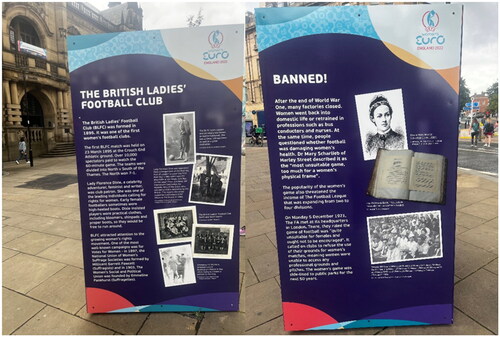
left=2, top=2, right=142, bottom=161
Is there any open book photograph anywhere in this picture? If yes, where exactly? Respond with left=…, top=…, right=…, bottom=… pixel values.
left=367, top=149, right=447, bottom=204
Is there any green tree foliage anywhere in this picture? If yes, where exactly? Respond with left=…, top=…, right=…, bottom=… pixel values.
left=486, top=81, right=498, bottom=116
left=459, top=77, right=471, bottom=111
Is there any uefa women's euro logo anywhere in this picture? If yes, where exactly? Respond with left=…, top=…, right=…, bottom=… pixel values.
left=208, top=30, right=224, bottom=49
left=422, top=10, right=440, bottom=32
left=203, top=30, right=230, bottom=64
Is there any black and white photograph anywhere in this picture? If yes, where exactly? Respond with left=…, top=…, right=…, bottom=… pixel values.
left=367, top=210, right=443, bottom=265
left=164, top=111, right=196, bottom=165
left=159, top=244, right=196, bottom=287
left=355, top=88, right=408, bottom=161
left=193, top=224, right=234, bottom=259
left=189, top=154, right=232, bottom=206
left=153, top=206, right=197, bottom=245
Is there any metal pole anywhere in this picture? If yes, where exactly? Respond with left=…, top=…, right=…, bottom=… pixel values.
left=22, top=70, right=33, bottom=167
left=469, top=97, right=474, bottom=129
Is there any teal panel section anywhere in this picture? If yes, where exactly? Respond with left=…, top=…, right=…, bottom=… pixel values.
left=138, top=305, right=218, bottom=312
left=68, top=30, right=170, bottom=72
left=255, top=6, right=380, bottom=52
left=109, top=304, right=218, bottom=313
left=344, top=319, right=429, bottom=329
left=67, top=33, right=119, bottom=51
left=309, top=319, right=429, bottom=330
left=255, top=7, right=319, bottom=25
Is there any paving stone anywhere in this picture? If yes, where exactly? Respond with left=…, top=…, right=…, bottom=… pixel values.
left=246, top=278, right=283, bottom=329
left=455, top=199, right=472, bottom=210
left=246, top=199, right=275, bottom=213
left=2, top=248, right=19, bottom=261
left=249, top=250, right=279, bottom=282
left=246, top=234, right=276, bottom=259
left=455, top=239, right=496, bottom=279
left=455, top=269, right=498, bottom=333
left=481, top=197, right=498, bottom=207
left=246, top=260, right=259, bottom=287
left=259, top=207, right=274, bottom=219
left=11, top=216, right=82, bottom=240
left=37, top=238, right=84, bottom=268
left=2, top=226, right=29, bottom=244
left=138, top=313, right=197, bottom=334
left=4, top=231, right=64, bottom=255
left=7, top=201, right=75, bottom=219
left=3, top=253, right=65, bottom=293
left=460, top=202, right=498, bottom=221
left=483, top=258, right=498, bottom=275
left=458, top=223, right=497, bottom=253
left=266, top=231, right=278, bottom=248
left=240, top=271, right=244, bottom=291
left=13, top=306, right=113, bottom=335
left=247, top=189, right=273, bottom=203
left=2, top=287, right=45, bottom=335
left=378, top=308, right=493, bottom=335
left=27, top=266, right=85, bottom=314
left=246, top=315, right=287, bottom=335
left=456, top=188, right=496, bottom=204
left=61, top=211, right=82, bottom=222
left=247, top=218, right=275, bottom=238
left=2, top=199, right=26, bottom=211
left=482, top=217, right=498, bottom=229
left=28, top=195, right=80, bottom=209
left=455, top=211, right=487, bottom=229
left=240, top=278, right=246, bottom=313
left=198, top=311, right=245, bottom=334
left=456, top=174, right=497, bottom=191
left=76, top=307, right=149, bottom=335
left=3, top=193, right=37, bottom=202
left=1, top=212, right=34, bottom=227
left=246, top=210, right=265, bottom=224
left=275, top=276, right=281, bottom=287
left=455, top=225, right=469, bottom=235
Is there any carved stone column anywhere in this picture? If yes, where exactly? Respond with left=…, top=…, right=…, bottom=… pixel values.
left=8, top=81, right=22, bottom=126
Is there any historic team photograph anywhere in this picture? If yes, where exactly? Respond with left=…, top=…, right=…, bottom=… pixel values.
left=193, top=224, right=234, bottom=259
left=153, top=206, right=197, bottom=245
left=189, top=154, right=232, bottom=206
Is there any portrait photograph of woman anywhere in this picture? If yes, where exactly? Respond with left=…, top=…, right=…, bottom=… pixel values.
left=355, top=88, right=408, bottom=160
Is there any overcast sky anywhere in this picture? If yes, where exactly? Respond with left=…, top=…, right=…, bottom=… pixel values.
left=90, top=2, right=498, bottom=95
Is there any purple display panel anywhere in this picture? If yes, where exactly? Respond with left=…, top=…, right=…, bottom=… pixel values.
left=255, top=5, right=463, bottom=331
left=68, top=26, right=243, bottom=313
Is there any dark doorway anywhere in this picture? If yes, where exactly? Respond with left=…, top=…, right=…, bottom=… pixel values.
left=21, top=92, right=44, bottom=127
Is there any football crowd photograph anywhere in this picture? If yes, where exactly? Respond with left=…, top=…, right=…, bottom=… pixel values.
left=368, top=210, right=443, bottom=264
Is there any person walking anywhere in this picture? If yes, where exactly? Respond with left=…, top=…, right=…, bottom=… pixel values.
left=469, top=117, right=480, bottom=147
left=15, top=137, right=30, bottom=165
left=483, top=117, right=495, bottom=147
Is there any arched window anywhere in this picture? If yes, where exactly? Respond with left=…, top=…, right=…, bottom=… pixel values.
left=9, top=17, right=41, bottom=49
left=21, top=93, right=44, bottom=128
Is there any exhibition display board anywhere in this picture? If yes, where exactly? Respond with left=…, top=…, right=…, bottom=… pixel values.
left=68, top=25, right=243, bottom=313
left=256, top=4, right=463, bottom=330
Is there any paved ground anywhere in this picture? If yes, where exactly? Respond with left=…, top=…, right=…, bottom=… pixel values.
left=2, top=156, right=245, bottom=335
left=2, top=140, right=497, bottom=335
left=244, top=144, right=498, bottom=335
left=458, top=130, right=498, bottom=175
